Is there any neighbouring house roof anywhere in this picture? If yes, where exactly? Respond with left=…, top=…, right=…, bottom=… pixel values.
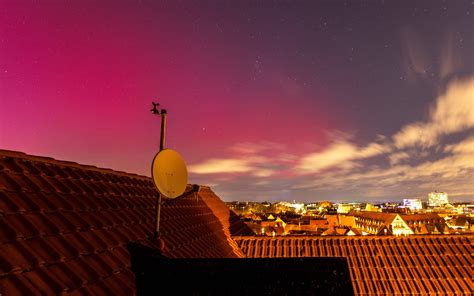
left=401, top=213, right=444, bottom=224
left=335, top=227, right=348, bottom=236
left=234, top=235, right=473, bottom=295
left=346, top=228, right=360, bottom=236
left=413, top=224, right=430, bottom=235
left=451, top=216, right=469, bottom=227
left=326, top=215, right=338, bottom=226
left=375, top=225, right=392, bottom=235
left=309, top=219, right=328, bottom=227
left=350, top=212, right=447, bottom=231
left=349, top=211, right=398, bottom=227
left=0, top=150, right=252, bottom=295
left=321, top=228, right=337, bottom=236
left=338, top=215, right=356, bottom=228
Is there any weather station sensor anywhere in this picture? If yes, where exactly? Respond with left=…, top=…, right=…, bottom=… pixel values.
left=150, top=102, right=188, bottom=242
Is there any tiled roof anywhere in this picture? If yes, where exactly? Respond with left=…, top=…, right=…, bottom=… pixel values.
left=234, top=236, right=473, bottom=295
left=310, top=219, right=328, bottom=227
left=401, top=213, right=443, bottom=223
left=349, top=211, right=397, bottom=226
left=198, top=188, right=255, bottom=238
left=0, top=150, right=249, bottom=295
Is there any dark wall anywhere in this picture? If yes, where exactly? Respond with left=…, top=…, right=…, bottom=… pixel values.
left=129, top=243, right=354, bottom=295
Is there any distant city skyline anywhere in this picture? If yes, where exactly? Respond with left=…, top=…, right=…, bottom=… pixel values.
left=1, top=1, right=473, bottom=202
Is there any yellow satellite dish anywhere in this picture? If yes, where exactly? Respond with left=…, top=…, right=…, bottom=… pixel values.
left=151, top=149, right=188, bottom=199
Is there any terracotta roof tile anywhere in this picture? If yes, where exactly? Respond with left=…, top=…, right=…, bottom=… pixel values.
left=0, top=219, right=18, bottom=243
left=235, top=235, right=473, bottom=295
left=8, top=173, right=42, bottom=192
left=46, top=235, right=81, bottom=260
left=47, top=261, right=84, bottom=291
left=0, top=191, right=24, bottom=213
left=0, top=157, right=24, bottom=173
left=35, top=162, right=56, bottom=177
left=0, top=240, right=39, bottom=273
left=66, top=259, right=102, bottom=289
left=0, top=150, right=248, bottom=294
left=0, top=272, right=37, bottom=295
left=24, top=267, right=68, bottom=294
left=4, top=213, right=42, bottom=239
left=0, top=171, right=22, bottom=191
left=24, top=192, right=58, bottom=213
left=29, top=237, right=64, bottom=264
left=28, top=174, right=58, bottom=193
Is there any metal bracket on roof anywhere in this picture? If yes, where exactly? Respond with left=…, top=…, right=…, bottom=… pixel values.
left=151, top=102, right=167, bottom=152
left=193, top=184, right=201, bottom=201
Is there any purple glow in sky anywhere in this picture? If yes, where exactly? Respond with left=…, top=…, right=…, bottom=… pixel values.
left=1, top=1, right=473, bottom=202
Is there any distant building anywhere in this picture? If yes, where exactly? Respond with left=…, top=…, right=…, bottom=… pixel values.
left=261, top=216, right=287, bottom=236
left=446, top=216, right=470, bottom=230
left=349, top=211, right=447, bottom=236
left=428, top=191, right=449, bottom=207
left=351, top=212, right=413, bottom=236
left=337, top=203, right=353, bottom=214
left=403, top=198, right=422, bottom=211
left=364, top=203, right=382, bottom=212
left=338, top=215, right=356, bottom=228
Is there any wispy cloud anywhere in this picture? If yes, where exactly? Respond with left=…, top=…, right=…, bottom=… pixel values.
left=444, top=136, right=474, bottom=154
left=231, top=141, right=286, bottom=154
left=296, top=140, right=389, bottom=174
left=393, top=77, right=474, bottom=148
left=294, top=134, right=474, bottom=199
left=188, top=158, right=253, bottom=174
left=188, top=141, right=288, bottom=177
left=440, top=30, right=462, bottom=81
left=401, top=27, right=430, bottom=82
left=388, top=151, right=410, bottom=165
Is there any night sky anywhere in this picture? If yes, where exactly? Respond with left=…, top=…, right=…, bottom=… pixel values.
left=1, top=1, right=473, bottom=202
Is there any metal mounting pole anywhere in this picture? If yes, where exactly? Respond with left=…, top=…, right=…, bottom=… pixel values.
left=153, top=193, right=162, bottom=240
left=151, top=103, right=167, bottom=240
left=159, top=110, right=167, bottom=151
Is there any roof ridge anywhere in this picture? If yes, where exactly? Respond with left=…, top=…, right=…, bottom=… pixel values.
left=0, top=149, right=150, bottom=180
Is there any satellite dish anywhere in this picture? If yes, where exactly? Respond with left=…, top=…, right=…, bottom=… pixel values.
left=151, top=149, right=188, bottom=199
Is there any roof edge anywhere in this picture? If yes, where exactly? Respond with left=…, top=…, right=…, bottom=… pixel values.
left=0, top=149, right=150, bottom=180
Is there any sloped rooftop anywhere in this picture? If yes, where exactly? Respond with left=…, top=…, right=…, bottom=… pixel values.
left=349, top=211, right=398, bottom=227
left=234, top=236, right=473, bottom=295
left=0, top=150, right=251, bottom=295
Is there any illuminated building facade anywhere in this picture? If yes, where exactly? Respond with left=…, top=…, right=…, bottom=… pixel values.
left=337, top=203, right=353, bottom=214
left=428, top=191, right=449, bottom=207
left=352, top=212, right=413, bottom=236
left=350, top=212, right=447, bottom=236
left=403, top=198, right=422, bottom=210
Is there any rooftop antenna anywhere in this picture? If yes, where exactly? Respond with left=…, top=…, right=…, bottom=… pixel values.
left=150, top=102, right=188, bottom=242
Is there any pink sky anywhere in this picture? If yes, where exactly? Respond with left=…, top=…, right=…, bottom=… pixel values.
left=1, top=2, right=473, bottom=202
